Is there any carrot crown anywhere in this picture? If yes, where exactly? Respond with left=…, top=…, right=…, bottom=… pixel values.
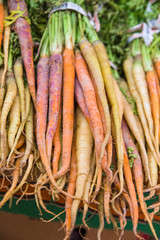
left=141, top=43, right=152, bottom=72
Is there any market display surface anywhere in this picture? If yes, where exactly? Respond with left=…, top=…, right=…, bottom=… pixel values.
left=0, top=0, right=160, bottom=239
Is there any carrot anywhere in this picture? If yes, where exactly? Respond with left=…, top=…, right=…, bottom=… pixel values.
left=64, top=136, right=77, bottom=239
left=122, top=120, right=158, bottom=240
left=54, top=12, right=75, bottom=180
left=36, top=33, right=75, bottom=199
left=79, top=19, right=111, bottom=155
left=123, top=142, right=139, bottom=238
left=45, top=50, right=62, bottom=163
left=103, top=136, right=113, bottom=225
left=132, top=40, right=154, bottom=145
left=92, top=39, right=123, bottom=199
left=75, top=77, right=92, bottom=130
left=8, top=0, right=36, bottom=106
left=79, top=38, right=110, bottom=165
left=112, top=78, right=124, bottom=120
left=71, top=107, right=93, bottom=231
left=21, top=101, right=33, bottom=166
left=142, top=44, right=159, bottom=157
left=123, top=53, right=159, bottom=165
left=1, top=48, right=17, bottom=162
left=8, top=94, right=20, bottom=149
left=6, top=86, right=30, bottom=165
left=14, top=57, right=26, bottom=121
left=46, top=13, right=62, bottom=165
left=52, top=107, right=61, bottom=175
left=75, top=50, right=109, bottom=199
left=0, top=0, right=4, bottom=49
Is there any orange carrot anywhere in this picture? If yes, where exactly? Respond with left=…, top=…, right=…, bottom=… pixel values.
left=52, top=107, right=61, bottom=175
left=123, top=141, right=139, bottom=238
left=75, top=50, right=110, bottom=198
left=142, top=44, right=159, bottom=156
left=53, top=48, right=74, bottom=180
left=64, top=136, right=77, bottom=239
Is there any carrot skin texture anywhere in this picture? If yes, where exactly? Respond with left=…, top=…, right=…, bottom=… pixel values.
left=1, top=71, right=17, bottom=162
left=146, top=70, right=159, bottom=153
left=75, top=77, right=92, bottom=129
left=46, top=53, right=62, bottom=164
left=54, top=48, right=75, bottom=179
left=52, top=108, right=61, bottom=175
left=8, top=0, right=36, bottom=106
left=36, top=56, right=49, bottom=151
left=155, top=61, right=160, bottom=80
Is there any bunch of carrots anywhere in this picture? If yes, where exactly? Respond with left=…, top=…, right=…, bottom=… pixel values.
left=0, top=0, right=160, bottom=239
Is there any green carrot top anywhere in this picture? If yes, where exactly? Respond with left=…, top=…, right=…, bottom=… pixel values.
left=83, top=16, right=99, bottom=44
left=63, top=11, right=74, bottom=49
left=132, top=38, right=141, bottom=57
left=40, top=30, right=49, bottom=57
left=141, top=43, right=152, bottom=72
left=49, top=12, right=63, bottom=54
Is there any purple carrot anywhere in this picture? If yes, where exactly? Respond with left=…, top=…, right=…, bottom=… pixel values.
left=36, top=35, right=49, bottom=168
left=75, top=77, right=93, bottom=131
left=46, top=53, right=62, bottom=164
left=8, top=0, right=36, bottom=106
